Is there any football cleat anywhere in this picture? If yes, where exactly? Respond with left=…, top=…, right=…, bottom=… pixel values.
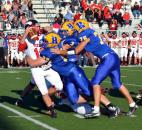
left=136, top=94, right=142, bottom=100
left=15, top=98, right=24, bottom=106
left=46, top=105, right=57, bottom=118
left=84, top=109, right=100, bottom=118
left=107, top=106, right=121, bottom=118
left=126, top=104, right=138, bottom=116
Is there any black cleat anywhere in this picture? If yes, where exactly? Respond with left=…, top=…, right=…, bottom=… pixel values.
left=15, top=98, right=24, bottom=106
left=107, top=106, right=121, bottom=118
left=84, top=109, right=100, bottom=119
left=47, top=105, right=57, bottom=118
left=126, top=104, right=138, bottom=116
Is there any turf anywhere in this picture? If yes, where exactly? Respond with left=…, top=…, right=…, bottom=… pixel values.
left=0, top=67, right=142, bottom=130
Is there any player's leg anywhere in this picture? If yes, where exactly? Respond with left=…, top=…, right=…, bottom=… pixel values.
left=64, top=80, right=91, bottom=115
left=44, top=68, right=63, bottom=93
left=124, top=48, right=128, bottom=65
left=90, top=54, right=115, bottom=117
left=70, top=66, right=91, bottom=97
left=15, top=77, right=36, bottom=106
left=129, top=49, right=133, bottom=65
left=110, top=68, right=138, bottom=116
left=133, top=48, right=138, bottom=65
left=120, top=48, right=124, bottom=65
left=10, top=51, right=14, bottom=66
left=15, top=51, right=20, bottom=66
left=32, top=68, right=56, bottom=118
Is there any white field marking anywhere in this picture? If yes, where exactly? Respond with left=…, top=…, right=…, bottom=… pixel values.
left=8, top=115, right=42, bottom=118
left=104, top=81, right=142, bottom=87
left=16, top=77, right=22, bottom=80
left=121, top=68, right=142, bottom=72
left=121, top=75, right=127, bottom=78
left=0, top=103, right=58, bottom=130
left=73, top=114, right=85, bottom=119
left=0, top=71, right=19, bottom=73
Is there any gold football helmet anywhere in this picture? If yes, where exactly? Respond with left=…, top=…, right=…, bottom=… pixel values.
left=45, top=33, right=61, bottom=48
left=61, top=21, right=74, bottom=36
left=74, top=19, right=89, bottom=33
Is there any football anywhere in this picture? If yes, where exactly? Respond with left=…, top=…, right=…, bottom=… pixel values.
left=72, top=102, right=93, bottom=115
left=28, top=28, right=39, bottom=41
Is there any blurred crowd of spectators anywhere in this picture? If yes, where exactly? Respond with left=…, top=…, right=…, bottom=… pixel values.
left=52, top=0, right=142, bottom=33
left=0, top=0, right=142, bottom=68
left=0, top=0, right=36, bottom=31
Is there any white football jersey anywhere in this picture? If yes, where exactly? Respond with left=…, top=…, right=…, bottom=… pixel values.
left=119, top=37, right=129, bottom=48
left=9, top=38, right=19, bottom=51
left=130, top=36, right=139, bottom=48
left=139, top=38, right=142, bottom=48
left=24, top=39, right=40, bottom=60
left=109, top=38, right=120, bottom=48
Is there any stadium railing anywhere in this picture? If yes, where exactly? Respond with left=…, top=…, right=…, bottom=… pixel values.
left=40, top=0, right=55, bottom=24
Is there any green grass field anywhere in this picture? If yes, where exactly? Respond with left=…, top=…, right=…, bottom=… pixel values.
left=0, top=67, right=142, bottom=130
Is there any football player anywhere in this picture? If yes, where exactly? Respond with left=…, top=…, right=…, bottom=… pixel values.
left=52, top=19, right=138, bottom=118
left=138, top=32, right=142, bottom=65
left=16, top=20, right=63, bottom=118
left=9, top=34, right=20, bottom=67
left=119, top=32, right=129, bottom=66
left=57, top=22, right=121, bottom=117
left=109, top=33, right=120, bottom=56
left=27, top=32, right=121, bottom=118
left=129, top=31, right=139, bottom=65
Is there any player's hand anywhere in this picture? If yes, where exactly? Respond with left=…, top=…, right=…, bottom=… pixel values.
left=51, top=48, right=61, bottom=54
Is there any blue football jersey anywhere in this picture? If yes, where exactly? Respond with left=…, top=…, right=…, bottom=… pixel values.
left=59, top=35, right=79, bottom=63
left=78, top=28, right=114, bottom=59
left=40, top=48, right=75, bottom=76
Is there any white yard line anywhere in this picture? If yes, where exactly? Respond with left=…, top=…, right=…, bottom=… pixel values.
left=0, top=103, right=58, bottom=130
left=121, top=68, right=142, bottom=72
left=104, top=81, right=142, bottom=87
left=8, top=115, right=42, bottom=118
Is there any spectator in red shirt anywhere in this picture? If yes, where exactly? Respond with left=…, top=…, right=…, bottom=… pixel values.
left=104, top=11, right=112, bottom=25
left=74, top=11, right=82, bottom=21
left=113, top=0, right=123, bottom=11
left=103, top=5, right=110, bottom=15
left=123, top=10, right=132, bottom=26
left=2, top=12, right=7, bottom=21
left=81, top=0, right=88, bottom=11
left=109, top=18, right=118, bottom=34
left=97, top=2, right=103, bottom=11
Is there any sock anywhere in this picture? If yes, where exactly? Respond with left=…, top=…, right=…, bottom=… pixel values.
left=129, top=102, right=136, bottom=107
left=93, top=106, right=100, bottom=112
left=106, top=103, right=114, bottom=108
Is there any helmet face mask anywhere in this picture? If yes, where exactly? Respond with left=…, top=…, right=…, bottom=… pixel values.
left=45, top=33, right=61, bottom=48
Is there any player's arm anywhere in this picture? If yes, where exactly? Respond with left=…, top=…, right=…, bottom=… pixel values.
left=62, top=44, right=72, bottom=50
left=51, top=38, right=90, bottom=55
left=25, top=56, right=48, bottom=67
left=51, top=43, right=73, bottom=56
left=20, top=27, right=33, bottom=42
left=75, top=38, right=90, bottom=54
